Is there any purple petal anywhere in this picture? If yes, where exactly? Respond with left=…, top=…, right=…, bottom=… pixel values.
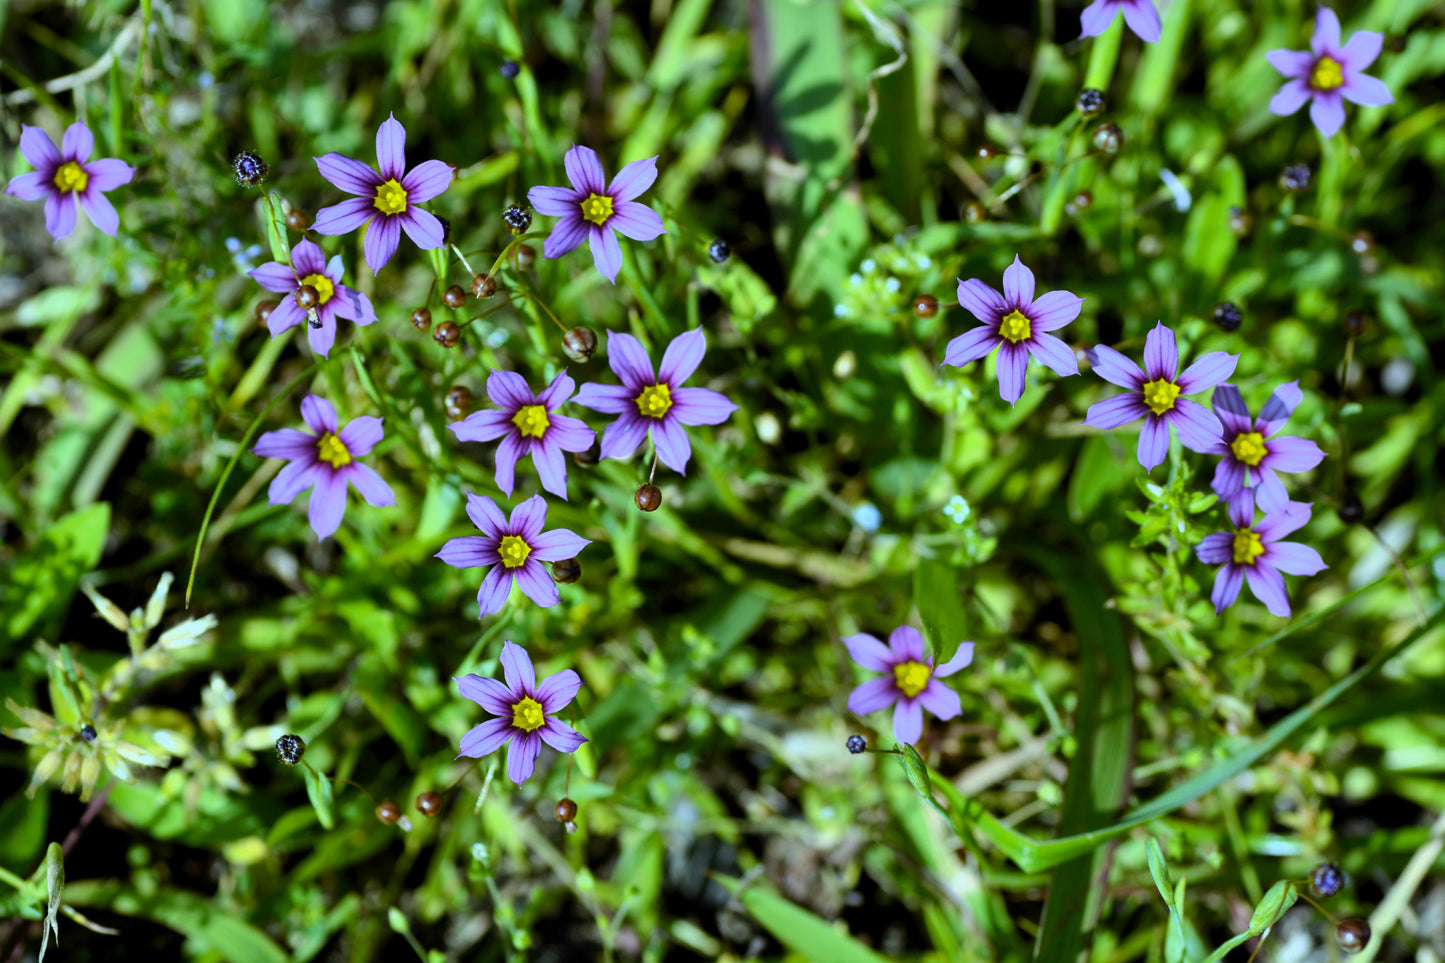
left=307, top=470, right=349, bottom=539
left=1171, top=399, right=1225, bottom=452
left=476, top=566, right=513, bottom=616
left=1266, top=49, right=1314, bottom=78
left=456, top=674, right=514, bottom=715
left=375, top=113, right=406, bottom=181
left=943, top=326, right=999, bottom=367
left=539, top=718, right=587, bottom=753
left=457, top=717, right=513, bottom=758
left=315, top=153, right=380, bottom=197
left=437, top=535, right=494, bottom=569
left=1255, top=471, right=1289, bottom=516
left=528, top=185, right=580, bottom=217
left=893, top=700, right=924, bottom=745
left=494, top=433, right=523, bottom=498
left=488, top=369, right=537, bottom=411
left=312, top=198, right=375, bottom=236
left=306, top=314, right=337, bottom=358
left=538, top=370, right=577, bottom=410
left=363, top=214, right=401, bottom=271
left=1084, top=393, right=1148, bottom=430
left=888, top=626, right=926, bottom=662
left=345, top=463, right=394, bottom=507
left=78, top=190, right=119, bottom=236
left=848, top=677, right=899, bottom=715
left=1340, top=30, right=1384, bottom=71
left=1196, top=532, right=1234, bottom=566
left=671, top=387, right=736, bottom=426
left=338, top=416, right=384, bottom=456
left=1028, top=291, right=1084, bottom=332
left=1340, top=73, right=1394, bottom=108
left=1177, top=351, right=1239, bottom=395
left=1079, top=0, right=1120, bottom=38
left=843, top=633, right=894, bottom=673
left=1136, top=415, right=1170, bottom=472
left=606, top=332, right=656, bottom=390
left=1025, top=332, right=1079, bottom=377
left=1263, top=435, right=1325, bottom=473
left=85, top=158, right=135, bottom=190
left=1001, top=255, right=1035, bottom=308
left=530, top=527, right=590, bottom=562
left=501, top=641, right=537, bottom=694
left=574, top=383, right=635, bottom=414
left=533, top=442, right=569, bottom=499
left=1212, top=456, right=1246, bottom=501
left=1244, top=563, right=1291, bottom=617
left=254, top=427, right=317, bottom=461
left=589, top=227, right=623, bottom=283
left=5, top=171, right=52, bottom=201
left=61, top=122, right=94, bottom=163
left=514, top=561, right=561, bottom=607
left=398, top=208, right=445, bottom=251
left=1210, top=384, right=1253, bottom=436
left=1264, top=541, right=1327, bottom=577
left=609, top=200, right=666, bottom=241
left=268, top=460, right=322, bottom=505
left=267, top=298, right=305, bottom=336
left=19, top=126, right=61, bottom=170
left=1121, top=0, right=1161, bottom=42
left=547, top=416, right=596, bottom=452
left=1085, top=344, right=1144, bottom=389
left=563, top=145, right=607, bottom=196
left=1269, top=80, right=1314, bottom=117
left=465, top=491, right=508, bottom=536
left=1309, top=93, right=1347, bottom=138
left=1256, top=501, right=1313, bottom=542
left=45, top=192, right=77, bottom=240
left=542, top=215, right=589, bottom=259
left=1211, top=564, right=1244, bottom=614
left=1312, top=8, right=1341, bottom=56
left=608, top=156, right=659, bottom=201
left=918, top=680, right=961, bottom=721
left=506, top=732, right=541, bottom=784
left=658, top=328, right=707, bottom=386
left=652, top=417, right=693, bottom=474
left=956, top=278, right=1007, bottom=322
left=996, top=342, right=1029, bottom=405
left=300, top=395, right=339, bottom=434
left=1256, top=381, right=1301, bottom=436
left=509, top=494, right=549, bottom=542
left=536, top=669, right=583, bottom=712
left=934, top=642, right=975, bottom=677
left=450, top=410, right=512, bottom=444
left=402, top=159, right=454, bottom=203
left=1142, top=323, right=1178, bottom=382
left=599, top=412, right=649, bottom=461
left=332, top=285, right=376, bottom=325
left=249, top=262, right=298, bottom=294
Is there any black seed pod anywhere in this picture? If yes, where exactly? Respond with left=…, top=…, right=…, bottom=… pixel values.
left=410, top=307, right=432, bottom=330
left=555, top=798, right=578, bottom=822
left=80, top=724, right=97, bottom=743
left=1279, top=163, right=1311, bottom=193
left=1311, top=863, right=1345, bottom=897
left=846, top=735, right=867, bottom=754
left=294, top=284, right=320, bottom=311
left=1335, top=918, right=1370, bottom=953
left=232, top=151, right=268, bottom=188
left=1338, top=491, right=1365, bottom=524
left=1093, top=123, right=1124, bottom=154
left=445, top=385, right=472, bottom=419
left=500, top=60, right=520, bottom=79
left=913, top=294, right=939, bottom=318
left=285, top=208, right=309, bottom=231
left=275, top=734, right=306, bottom=765
left=1343, top=308, right=1370, bottom=336
left=1212, top=302, right=1243, bottom=332
left=255, top=300, right=278, bottom=326
left=551, top=558, right=581, bottom=584
left=416, top=791, right=442, bottom=818
left=707, top=239, right=731, bottom=263
left=472, top=273, right=497, bottom=299
left=573, top=438, right=601, bottom=467
left=503, top=205, right=532, bottom=235
left=436, top=215, right=452, bottom=246
left=1076, top=88, right=1107, bottom=117
left=635, top=484, right=662, bottom=512
left=442, top=285, right=467, bottom=309
left=562, top=326, right=598, bottom=363
left=516, top=244, right=536, bottom=269
left=433, top=320, right=461, bottom=348
left=375, top=800, right=401, bottom=824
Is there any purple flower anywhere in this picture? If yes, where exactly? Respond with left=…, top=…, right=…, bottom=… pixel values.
left=455, top=640, right=587, bottom=785
left=1206, top=381, right=1326, bottom=515
left=247, top=239, right=376, bottom=357
left=437, top=493, right=591, bottom=617
left=1083, top=322, right=1239, bottom=472
left=944, top=255, right=1083, bottom=405
left=311, top=113, right=455, bottom=272
left=845, top=627, right=975, bottom=745
left=1196, top=497, right=1326, bottom=617
left=448, top=370, right=596, bottom=500
left=252, top=395, right=395, bottom=540
left=526, top=145, right=667, bottom=284
left=5, top=122, right=135, bottom=241
left=1267, top=8, right=1393, bottom=138
left=1079, top=0, right=1161, bottom=43
left=574, top=329, right=736, bottom=474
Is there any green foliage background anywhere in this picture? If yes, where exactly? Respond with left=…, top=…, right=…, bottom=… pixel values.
left=1, top=0, right=1442, bottom=960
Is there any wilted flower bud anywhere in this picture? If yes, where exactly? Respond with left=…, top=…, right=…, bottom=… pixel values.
left=79, top=724, right=97, bottom=743
left=846, top=735, right=867, bottom=754
left=555, top=798, right=578, bottom=822
left=376, top=800, right=401, bottom=824
left=255, top=300, right=278, bottom=326
left=1342, top=308, right=1370, bottom=336
left=275, top=734, right=306, bottom=765
left=1228, top=206, right=1254, bottom=237
left=445, top=385, right=472, bottom=419
left=285, top=208, right=309, bottom=231
left=707, top=239, right=731, bottom=263
left=500, top=60, right=520, bottom=79
left=1311, top=862, right=1344, bottom=897
left=1335, top=918, right=1370, bottom=953
left=294, top=284, right=320, bottom=311
left=232, top=151, right=268, bottom=188
left=573, top=438, right=601, bottom=467
left=416, top=791, right=442, bottom=818
left=502, top=205, right=532, bottom=235
left=1212, top=302, right=1243, bottom=332
left=433, top=321, right=461, bottom=348
left=1093, top=123, right=1124, bottom=154
left=1279, top=163, right=1311, bottom=193
left=442, top=285, right=467, bottom=309
left=472, top=274, right=497, bottom=299
left=562, top=326, right=598, bottom=363
left=410, top=307, right=432, bottom=330
left=1076, top=88, right=1106, bottom=117
left=913, top=294, right=939, bottom=319
left=635, top=484, right=662, bottom=512
left=1337, top=490, right=1364, bottom=523
left=551, top=558, right=581, bottom=584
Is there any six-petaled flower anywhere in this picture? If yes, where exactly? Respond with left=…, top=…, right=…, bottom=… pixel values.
left=448, top=370, right=597, bottom=500
left=247, top=239, right=376, bottom=357
left=437, top=493, right=591, bottom=616
left=312, top=112, right=455, bottom=272
left=252, top=395, right=395, bottom=540
left=1083, top=322, right=1238, bottom=472
left=845, top=627, right=975, bottom=745
left=1206, top=381, right=1326, bottom=514
left=944, top=255, right=1083, bottom=405
left=1079, top=0, right=1161, bottom=43
left=455, top=641, right=587, bottom=785
left=1267, top=8, right=1393, bottom=138
left=1195, top=496, right=1327, bottom=617
left=574, top=329, right=737, bottom=474
left=527, top=145, right=667, bottom=283
left=5, top=121, right=135, bottom=241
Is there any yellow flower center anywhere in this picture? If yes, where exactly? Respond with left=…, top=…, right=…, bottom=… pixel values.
left=580, top=192, right=614, bottom=226
left=999, top=309, right=1032, bottom=344
left=1141, top=378, right=1182, bottom=416
left=316, top=433, right=351, bottom=468
left=53, top=161, right=88, bottom=193
left=893, top=661, right=931, bottom=699
left=511, top=696, right=545, bottom=732
left=498, top=534, right=532, bottom=569
left=373, top=178, right=408, bottom=215
left=1232, top=528, right=1265, bottom=566
left=298, top=273, right=335, bottom=305
left=635, top=383, right=673, bottom=419
left=512, top=405, right=551, bottom=439
left=1311, top=56, right=1344, bottom=91
left=1229, top=431, right=1267, bottom=467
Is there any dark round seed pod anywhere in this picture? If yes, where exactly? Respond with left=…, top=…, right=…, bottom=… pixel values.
left=1335, top=918, right=1370, bottom=953
left=433, top=320, right=461, bottom=348
left=516, top=244, right=536, bottom=269
left=79, top=723, right=97, bottom=742
left=1093, top=123, right=1124, bottom=154
left=436, top=215, right=452, bottom=246
left=255, top=299, right=278, bottom=326
left=1337, top=491, right=1365, bottom=524
left=500, top=60, right=520, bottom=79
left=1311, top=862, right=1345, bottom=897
left=231, top=151, right=267, bottom=188
left=1342, top=309, right=1370, bottom=336
left=635, top=484, right=662, bottom=512
left=502, top=205, right=532, bottom=235
left=555, top=798, right=578, bottom=822
left=442, top=285, right=467, bottom=309
left=1212, top=302, right=1243, bottom=332
left=846, top=735, right=867, bottom=754
left=551, top=558, right=581, bottom=584
left=707, top=239, right=731, bottom=263
left=976, top=143, right=997, bottom=161
left=445, top=385, right=472, bottom=419
left=294, top=285, right=320, bottom=311
left=1076, top=88, right=1106, bottom=117
left=375, top=800, right=401, bottom=825
left=416, top=791, right=442, bottom=818
left=1228, top=206, right=1254, bottom=238
left=275, top=734, right=306, bottom=765
left=285, top=208, right=309, bottom=231
left=410, top=307, right=432, bottom=330
left=913, top=294, right=939, bottom=319
left=963, top=201, right=988, bottom=223
left=562, top=326, right=598, bottom=363
left=573, top=438, right=601, bottom=467
left=1279, top=163, right=1312, bottom=193
left=1349, top=231, right=1375, bottom=255
left=1071, top=191, right=1094, bottom=211
left=472, top=273, right=497, bottom=299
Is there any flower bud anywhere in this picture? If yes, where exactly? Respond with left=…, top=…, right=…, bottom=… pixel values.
left=976, top=143, right=997, bottom=161
left=255, top=300, right=278, bottom=326
left=555, top=798, right=578, bottom=822
left=445, top=385, right=472, bottom=419
left=573, top=438, right=601, bottom=467
left=1228, top=206, right=1254, bottom=237
left=635, top=484, right=662, bottom=512
left=294, top=285, right=320, bottom=311
left=275, top=734, right=306, bottom=765
left=1342, top=309, right=1369, bottom=336
left=416, top=791, right=442, bottom=818
left=442, top=285, right=467, bottom=309
left=1279, top=163, right=1311, bottom=194
left=707, top=239, right=731, bottom=264
left=411, top=307, right=432, bottom=330
left=1310, top=862, right=1344, bottom=897
left=80, top=724, right=97, bottom=742
left=562, top=326, right=598, bottom=363
left=913, top=294, right=939, bottom=319
left=1076, top=88, right=1106, bottom=117
left=846, top=735, right=866, bottom=754
left=1093, top=123, right=1124, bottom=154
left=1337, top=490, right=1364, bottom=524
left=232, top=151, right=267, bottom=188
left=285, top=208, right=309, bottom=231
left=1335, top=918, right=1370, bottom=953
left=376, top=800, right=401, bottom=824
left=472, top=273, right=497, bottom=299
left=1212, top=302, right=1243, bottom=332
left=433, top=321, right=461, bottom=348
left=551, top=558, right=581, bottom=584
left=500, top=60, right=520, bottom=79
left=502, top=205, right=532, bottom=235
left=516, top=244, right=536, bottom=269
left=963, top=201, right=988, bottom=223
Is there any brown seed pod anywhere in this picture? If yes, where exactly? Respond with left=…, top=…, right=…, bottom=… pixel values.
left=573, top=438, right=601, bottom=467
left=376, top=800, right=401, bottom=824
left=472, top=273, right=497, bottom=299
left=434, top=320, right=461, bottom=348
left=445, top=385, right=472, bottom=419
left=1342, top=308, right=1370, bottom=336
left=563, top=326, right=598, bottom=363
left=555, top=797, right=578, bottom=822
left=551, top=558, right=581, bottom=584
left=294, top=285, right=320, bottom=311
left=285, top=208, right=309, bottom=231
left=416, top=791, right=442, bottom=818
left=976, top=144, right=997, bottom=161
left=1335, top=918, right=1370, bottom=953
left=1349, top=231, right=1375, bottom=255
left=913, top=294, right=939, bottom=319
left=516, top=244, right=536, bottom=269
left=635, top=484, right=662, bottom=512
left=255, top=299, right=279, bottom=326
left=1093, top=123, right=1124, bottom=154
left=442, top=285, right=467, bottom=309
left=1075, top=88, right=1106, bottom=117
left=963, top=202, right=988, bottom=223
left=410, top=307, right=432, bottom=330
left=1227, top=206, right=1254, bottom=238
